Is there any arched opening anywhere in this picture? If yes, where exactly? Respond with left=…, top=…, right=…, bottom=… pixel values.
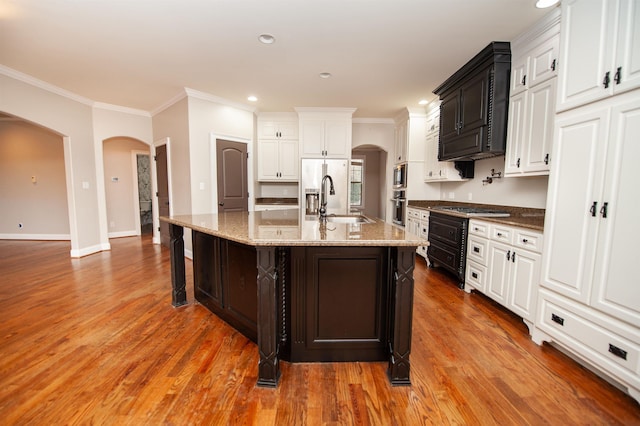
left=0, top=112, right=71, bottom=241
left=102, top=137, right=151, bottom=238
left=351, top=144, right=388, bottom=220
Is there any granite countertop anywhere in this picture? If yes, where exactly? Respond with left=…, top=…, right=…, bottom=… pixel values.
left=161, top=209, right=426, bottom=247
left=407, top=200, right=545, bottom=232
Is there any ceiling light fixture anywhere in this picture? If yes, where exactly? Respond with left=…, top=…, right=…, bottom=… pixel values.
left=319, top=72, right=332, bottom=79
left=535, top=0, right=560, bottom=8
left=248, top=96, right=258, bottom=102
left=258, top=34, right=275, bottom=44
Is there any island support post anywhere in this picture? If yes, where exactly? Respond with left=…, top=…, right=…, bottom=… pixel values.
left=169, top=224, right=187, bottom=307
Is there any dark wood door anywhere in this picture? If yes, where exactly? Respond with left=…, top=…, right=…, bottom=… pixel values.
left=216, top=139, right=248, bottom=213
left=155, top=144, right=170, bottom=247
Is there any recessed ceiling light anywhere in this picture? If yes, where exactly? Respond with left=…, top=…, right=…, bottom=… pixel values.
left=248, top=96, right=258, bottom=102
left=319, top=72, right=332, bottom=79
left=418, top=99, right=428, bottom=105
left=258, top=34, right=275, bottom=44
left=535, top=0, right=559, bottom=8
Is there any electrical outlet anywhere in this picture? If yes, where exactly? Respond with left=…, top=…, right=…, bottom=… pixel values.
left=468, top=193, right=473, bottom=201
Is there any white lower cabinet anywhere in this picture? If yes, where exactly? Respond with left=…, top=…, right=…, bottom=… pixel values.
left=406, top=207, right=428, bottom=260
left=466, top=219, right=543, bottom=333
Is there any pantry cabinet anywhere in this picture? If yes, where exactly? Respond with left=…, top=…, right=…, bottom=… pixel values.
left=557, top=0, right=640, bottom=112
left=505, top=9, right=560, bottom=177
left=536, top=91, right=640, bottom=403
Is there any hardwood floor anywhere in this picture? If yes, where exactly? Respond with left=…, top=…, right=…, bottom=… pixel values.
left=1, top=236, right=638, bottom=425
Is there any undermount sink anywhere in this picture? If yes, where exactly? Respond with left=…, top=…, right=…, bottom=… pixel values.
left=325, top=215, right=374, bottom=224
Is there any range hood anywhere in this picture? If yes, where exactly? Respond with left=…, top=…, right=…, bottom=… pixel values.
left=433, top=42, right=512, bottom=163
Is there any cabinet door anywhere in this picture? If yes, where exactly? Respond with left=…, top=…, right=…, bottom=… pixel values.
left=522, top=78, right=557, bottom=174
left=439, top=91, right=460, bottom=146
left=460, top=69, right=489, bottom=132
left=423, top=132, right=441, bottom=181
left=505, top=91, right=527, bottom=175
left=324, top=119, right=351, bottom=158
left=557, top=0, right=617, bottom=111
left=591, top=97, right=640, bottom=327
left=276, top=121, right=299, bottom=140
left=508, top=249, right=541, bottom=321
left=257, top=140, right=280, bottom=180
left=278, top=140, right=299, bottom=180
left=511, top=55, right=529, bottom=96
left=487, top=241, right=511, bottom=305
left=542, top=106, right=609, bottom=303
left=528, top=34, right=559, bottom=87
left=300, top=120, right=325, bottom=157
left=614, top=0, right=640, bottom=95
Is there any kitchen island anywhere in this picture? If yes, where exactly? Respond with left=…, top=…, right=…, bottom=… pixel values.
left=161, top=209, right=425, bottom=388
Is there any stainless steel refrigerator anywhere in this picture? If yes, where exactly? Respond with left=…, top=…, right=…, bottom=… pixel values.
left=300, top=158, right=349, bottom=218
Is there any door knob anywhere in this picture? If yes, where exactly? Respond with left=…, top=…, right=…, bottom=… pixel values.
left=219, top=202, right=224, bottom=206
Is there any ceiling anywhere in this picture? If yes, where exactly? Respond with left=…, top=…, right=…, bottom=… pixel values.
left=0, top=0, right=553, bottom=118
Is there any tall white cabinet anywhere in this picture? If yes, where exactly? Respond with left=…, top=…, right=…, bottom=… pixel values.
left=257, top=113, right=299, bottom=181
left=423, top=102, right=466, bottom=182
left=505, top=9, right=560, bottom=177
left=535, top=0, right=640, bottom=403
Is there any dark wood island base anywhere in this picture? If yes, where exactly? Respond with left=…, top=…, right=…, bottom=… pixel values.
left=164, top=213, right=422, bottom=389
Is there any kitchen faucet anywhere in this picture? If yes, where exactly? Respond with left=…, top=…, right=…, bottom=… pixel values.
left=319, top=174, right=335, bottom=221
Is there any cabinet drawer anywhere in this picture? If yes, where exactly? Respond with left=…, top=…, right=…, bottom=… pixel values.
left=538, top=291, right=640, bottom=380
left=467, top=235, right=488, bottom=266
left=407, top=209, right=420, bottom=219
left=420, top=211, right=430, bottom=221
left=514, top=229, right=543, bottom=254
left=466, top=261, right=487, bottom=293
left=428, top=242, right=462, bottom=274
left=420, top=221, right=429, bottom=239
left=490, top=224, right=514, bottom=244
left=469, top=220, right=489, bottom=238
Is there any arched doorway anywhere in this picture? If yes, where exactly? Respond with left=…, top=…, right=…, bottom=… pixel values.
left=351, top=144, right=388, bottom=220
left=102, top=137, right=151, bottom=238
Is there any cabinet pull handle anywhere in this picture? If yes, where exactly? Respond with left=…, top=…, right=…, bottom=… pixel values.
left=600, top=202, right=609, bottom=218
left=473, top=246, right=480, bottom=253
left=512, top=251, right=516, bottom=263
left=472, top=272, right=478, bottom=279
left=506, top=250, right=511, bottom=261
left=497, top=232, right=503, bottom=237
left=590, top=201, right=598, bottom=217
left=608, top=344, right=628, bottom=360
left=517, top=158, right=521, bottom=168
left=603, top=71, right=611, bottom=89
left=522, top=75, right=526, bottom=86
left=522, top=238, right=528, bottom=243
left=614, top=66, right=622, bottom=84
left=544, top=153, right=549, bottom=165
left=551, top=59, right=556, bottom=71
left=551, top=313, right=564, bottom=326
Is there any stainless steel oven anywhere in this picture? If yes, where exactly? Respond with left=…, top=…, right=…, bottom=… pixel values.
left=393, top=162, right=407, bottom=189
left=391, top=189, right=406, bottom=226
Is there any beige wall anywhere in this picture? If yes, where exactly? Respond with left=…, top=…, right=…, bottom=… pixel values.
left=103, top=137, right=149, bottom=236
left=0, top=120, right=69, bottom=238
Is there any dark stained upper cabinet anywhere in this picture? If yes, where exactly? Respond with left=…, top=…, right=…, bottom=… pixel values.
left=434, top=42, right=511, bottom=161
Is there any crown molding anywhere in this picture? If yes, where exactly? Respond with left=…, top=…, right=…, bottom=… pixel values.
left=93, top=102, right=151, bottom=117
left=184, top=88, right=257, bottom=113
left=353, top=117, right=394, bottom=124
left=0, top=64, right=94, bottom=106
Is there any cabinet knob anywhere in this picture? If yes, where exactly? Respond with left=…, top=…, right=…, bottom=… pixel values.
left=522, top=238, right=528, bottom=243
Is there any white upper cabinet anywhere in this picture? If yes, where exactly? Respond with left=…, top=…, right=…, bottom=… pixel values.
left=557, top=0, right=640, bottom=112
left=505, top=9, right=560, bottom=177
left=296, top=108, right=355, bottom=159
left=394, top=108, right=426, bottom=164
left=257, top=113, right=299, bottom=181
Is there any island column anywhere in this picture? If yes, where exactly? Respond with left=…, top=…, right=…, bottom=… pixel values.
left=256, top=246, right=280, bottom=387
left=388, top=246, right=415, bottom=385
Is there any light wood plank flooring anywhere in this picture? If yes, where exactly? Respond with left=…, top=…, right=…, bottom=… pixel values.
left=1, top=236, right=639, bottom=425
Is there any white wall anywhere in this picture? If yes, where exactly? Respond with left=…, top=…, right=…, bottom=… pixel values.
left=438, top=156, right=548, bottom=208
left=0, top=120, right=69, bottom=238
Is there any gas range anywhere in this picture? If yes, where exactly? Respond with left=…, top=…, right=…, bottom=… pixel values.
left=431, top=205, right=511, bottom=218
